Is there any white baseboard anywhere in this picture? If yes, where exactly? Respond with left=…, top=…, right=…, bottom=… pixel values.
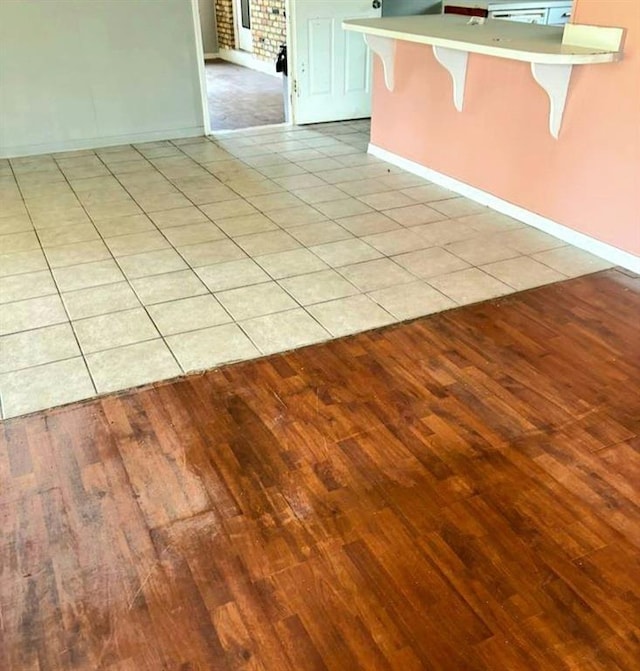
left=203, top=52, right=220, bottom=60
left=369, top=143, right=640, bottom=274
left=0, top=126, right=206, bottom=159
left=218, top=48, right=279, bottom=77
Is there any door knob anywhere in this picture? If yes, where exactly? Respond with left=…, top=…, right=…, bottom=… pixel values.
left=372, top=0, right=381, bottom=8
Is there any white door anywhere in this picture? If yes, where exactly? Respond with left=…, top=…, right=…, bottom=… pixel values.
left=290, top=0, right=382, bottom=125
left=234, top=0, right=253, bottom=52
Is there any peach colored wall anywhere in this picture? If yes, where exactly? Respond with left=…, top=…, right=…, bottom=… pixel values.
left=370, top=0, right=640, bottom=256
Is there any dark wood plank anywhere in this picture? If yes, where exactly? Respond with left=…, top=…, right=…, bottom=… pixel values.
left=1, top=268, right=639, bottom=670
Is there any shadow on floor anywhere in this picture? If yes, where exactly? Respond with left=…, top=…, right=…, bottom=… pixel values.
left=206, top=59, right=285, bottom=131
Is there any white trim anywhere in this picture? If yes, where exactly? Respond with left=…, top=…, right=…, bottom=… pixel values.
left=218, top=48, right=280, bottom=77
left=203, top=52, right=220, bottom=60
left=1, top=127, right=205, bottom=159
left=190, top=0, right=212, bottom=135
left=369, top=143, right=640, bottom=273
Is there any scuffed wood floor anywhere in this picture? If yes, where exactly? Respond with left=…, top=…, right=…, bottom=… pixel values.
left=1, top=269, right=639, bottom=671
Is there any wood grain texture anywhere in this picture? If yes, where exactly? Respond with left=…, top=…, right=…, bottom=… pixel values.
left=1, top=268, right=639, bottom=671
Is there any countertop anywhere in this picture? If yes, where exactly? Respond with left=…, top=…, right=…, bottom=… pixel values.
left=342, top=14, right=620, bottom=65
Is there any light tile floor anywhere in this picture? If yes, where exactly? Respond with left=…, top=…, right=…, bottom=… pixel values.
left=0, top=120, right=614, bottom=418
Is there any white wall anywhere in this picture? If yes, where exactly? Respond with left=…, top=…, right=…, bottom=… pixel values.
left=0, top=0, right=206, bottom=158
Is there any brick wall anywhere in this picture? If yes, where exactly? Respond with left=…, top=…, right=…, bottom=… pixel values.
left=214, top=0, right=235, bottom=50
left=214, top=0, right=286, bottom=61
left=250, top=0, right=286, bottom=62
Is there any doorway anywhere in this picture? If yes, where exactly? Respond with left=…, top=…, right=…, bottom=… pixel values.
left=205, top=60, right=286, bottom=130
left=194, top=0, right=385, bottom=133
left=198, top=0, right=289, bottom=131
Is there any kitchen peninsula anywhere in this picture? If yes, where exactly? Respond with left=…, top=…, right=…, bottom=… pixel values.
left=340, top=3, right=638, bottom=273
left=343, top=15, right=624, bottom=137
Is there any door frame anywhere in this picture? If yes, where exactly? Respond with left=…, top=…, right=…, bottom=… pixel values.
left=191, top=0, right=296, bottom=134
left=191, top=0, right=212, bottom=135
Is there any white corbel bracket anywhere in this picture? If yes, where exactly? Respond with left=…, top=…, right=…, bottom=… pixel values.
left=530, top=62, right=573, bottom=139
left=432, top=46, right=468, bottom=112
left=364, top=34, right=396, bottom=91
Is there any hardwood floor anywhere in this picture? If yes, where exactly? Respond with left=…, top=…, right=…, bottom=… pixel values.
left=1, top=268, right=639, bottom=671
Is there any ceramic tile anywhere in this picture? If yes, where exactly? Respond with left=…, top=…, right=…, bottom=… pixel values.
left=235, top=230, right=301, bottom=256
left=446, top=237, right=521, bottom=265
left=137, top=192, right=192, bottom=213
left=0, top=215, right=33, bottom=236
left=339, top=258, right=415, bottom=292
left=377, top=173, right=425, bottom=190
left=430, top=197, right=486, bottom=218
left=160, top=221, right=225, bottom=247
left=458, top=211, right=524, bottom=234
left=44, top=240, right=112, bottom=269
left=63, top=282, right=141, bottom=319
left=334, top=178, right=390, bottom=198
left=85, top=199, right=142, bottom=221
left=393, top=247, right=470, bottom=279
left=273, top=174, right=326, bottom=190
left=0, top=357, right=94, bottom=418
left=362, top=229, right=431, bottom=256
left=226, top=178, right=284, bottom=197
left=86, top=339, right=181, bottom=393
left=311, top=239, right=382, bottom=267
left=307, top=294, right=394, bottom=337
left=294, top=185, right=347, bottom=204
left=0, top=270, right=56, bottom=304
left=38, top=224, right=100, bottom=248
left=240, top=308, right=330, bottom=355
left=0, top=231, right=40, bottom=254
left=416, top=220, right=477, bottom=247
left=248, top=192, right=306, bottom=212
left=30, top=207, right=90, bottom=229
left=335, top=212, right=400, bottom=237
left=0, top=295, right=68, bottom=336
left=0, top=121, right=599, bottom=418
left=255, top=248, right=328, bottom=279
left=130, top=269, right=207, bottom=305
left=196, top=259, right=270, bottom=292
left=491, top=228, right=566, bottom=254
left=314, top=198, right=373, bottom=219
left=199, top=199, right=259, bottom=221
left=383, top=204, right=446, bottom=227
left=428, top=267, right=513, bottom=305
left=148, top=206, right=210, bottom=229
left=105, top=231, right=170, bottom=257
left=119, top=249, right=188, bottom=278
left=53, top=259, right=124, bottom=292
left=482, top=256, right=567, bottom=290
left=288, top=221, right=352, bottom=246
left=0, top=323, right=80, bottom=373
left=358, top=191, right=416, bottom=210
left=296, top=157, right=343, bottom=172
left=73, top=307, right=159, bottom=353
left=216, top=213, right=277, bottom=237
left=178, top=239, right=246, bottom=267
left=532, top=247, right=613, bottom=277
left=280, top=269, right=359, bottom=305
left=148, top=295, right=231, bottom=336
left=216, top=281, right=297, bottom=320
left=400, top=184, right=456, bottom=203
left=368, top=281, right=456, bottom=320
left=166, top=323, right=259, bottom=373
